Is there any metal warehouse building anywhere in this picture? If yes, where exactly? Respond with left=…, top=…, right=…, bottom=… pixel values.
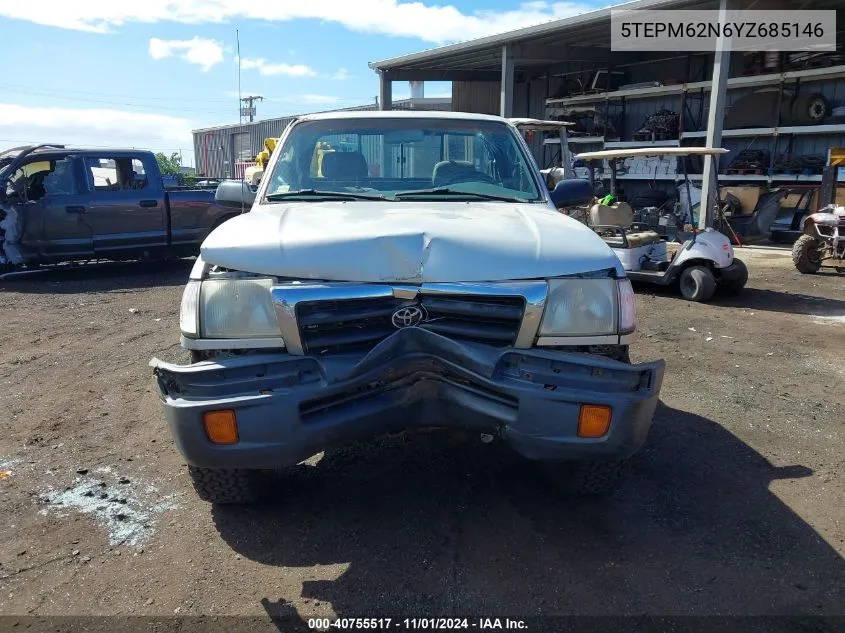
left=370, top=0, right=845, bottom=228
left=192, top=96, right=451, bottom=179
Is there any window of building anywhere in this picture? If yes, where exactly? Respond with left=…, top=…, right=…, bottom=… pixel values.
left=233, top=132, right=253, bottom=162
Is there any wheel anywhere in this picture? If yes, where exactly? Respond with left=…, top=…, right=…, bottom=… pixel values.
left=679, top=265, right=717, bottom=302
left=187, top=466, right=262, bottom=504
left=720, top=258, right=748, bottom=294
left=792, top=234, right=822, bottom=274
left=806, top=93, right=831, bottom=122
left=544, top=459, right=629, bottom=496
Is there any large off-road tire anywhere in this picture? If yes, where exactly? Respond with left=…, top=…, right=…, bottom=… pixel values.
left=544, top=459, right=630, bottom=496
left=792, top=234, right=823, bottom=274
left=187, top=466, right=261, bottom=504
left=720, top=258, right=748, bottom=294
left=679, top=265, right=717, bottom=302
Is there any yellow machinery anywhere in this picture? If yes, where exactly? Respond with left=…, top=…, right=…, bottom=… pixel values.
left=244, top=138, right=343, bottom=185
left=244, top=138, right=277, bottom=186
left=310, top=141, right=335, bottom=178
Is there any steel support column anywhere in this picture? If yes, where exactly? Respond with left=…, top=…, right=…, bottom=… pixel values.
left=699, top=0, right=731, bottom=230
left=500, top=45, right=515, bottom=118
left=378, top=71, right=393, bottom=111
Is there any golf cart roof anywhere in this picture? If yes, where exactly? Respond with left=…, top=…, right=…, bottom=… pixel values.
left=509, top=118, right=574, bottom=130
left=575, top=147, right=729, bottom=161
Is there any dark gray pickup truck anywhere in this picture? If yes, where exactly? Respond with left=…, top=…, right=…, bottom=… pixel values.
left=0, top=144, right=240, bottom=270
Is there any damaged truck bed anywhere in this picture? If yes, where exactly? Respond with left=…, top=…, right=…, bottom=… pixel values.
left=0, top=144, right=238, bottom=270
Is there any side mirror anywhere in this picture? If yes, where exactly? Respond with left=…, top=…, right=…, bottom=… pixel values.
left=214, top=179, right=256, bottom=210
left=549, top=178, right=594, bottom=209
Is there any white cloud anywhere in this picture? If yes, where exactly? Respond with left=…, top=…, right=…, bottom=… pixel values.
left=148, top=37, right=223, bottom=72
left=239, top=57, right=316, bottom=77
left=332, top=68, right=351, bottom=81
left=0, top=103, right=196, bottom=164
left=1, top=1, right=602, bottom=44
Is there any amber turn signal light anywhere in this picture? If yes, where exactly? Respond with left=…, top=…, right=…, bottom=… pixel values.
left=578, top=405, right=612, bottom=438
left=203, top=410, right=239, bottom=445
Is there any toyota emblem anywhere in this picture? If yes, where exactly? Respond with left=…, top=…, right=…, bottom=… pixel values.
left=391, top=305, right=426, bottom=329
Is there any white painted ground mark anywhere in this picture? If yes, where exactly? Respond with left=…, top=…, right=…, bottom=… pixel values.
left=38, top=470, right=178, bottom=549
left=0, top=457, right=20, bottom=470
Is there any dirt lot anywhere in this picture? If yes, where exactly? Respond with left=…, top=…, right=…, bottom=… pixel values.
left=0, top=252, right=843, bottom=626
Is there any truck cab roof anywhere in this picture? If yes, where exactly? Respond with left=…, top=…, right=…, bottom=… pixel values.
left=1, top=145, right=158, bottom=162
left=293, top=110, right=515, bottom=124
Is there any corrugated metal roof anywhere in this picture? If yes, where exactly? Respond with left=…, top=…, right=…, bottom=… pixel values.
left=367, top=0, right=835, bottom=72
left=368, top=0, right=701, bottom=71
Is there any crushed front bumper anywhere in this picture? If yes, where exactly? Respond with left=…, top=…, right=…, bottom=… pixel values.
left=150, top=328, right=665, bottom=469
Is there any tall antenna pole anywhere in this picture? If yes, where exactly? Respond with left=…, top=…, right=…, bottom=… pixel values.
left=237, top=28, right=242, bottom=124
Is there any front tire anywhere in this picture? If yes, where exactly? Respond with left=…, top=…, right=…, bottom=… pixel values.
left=720, top=258, right=748, bottom=294
left=792, top=234, right=822, bottom=274
left=679, top=265, right=716, bottom=302
left=187, top=466, right=262, bottom=504
left=544, top=459, right=629, bottom=496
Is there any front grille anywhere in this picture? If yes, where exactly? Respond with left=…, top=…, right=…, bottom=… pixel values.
left=297, top=294, right=525, bottom=355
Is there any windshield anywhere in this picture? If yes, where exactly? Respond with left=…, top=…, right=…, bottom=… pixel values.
left=263, top=117, right=542, bottom=202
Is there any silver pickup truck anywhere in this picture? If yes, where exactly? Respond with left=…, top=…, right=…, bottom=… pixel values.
left=151, top=111, right=665, bottom=504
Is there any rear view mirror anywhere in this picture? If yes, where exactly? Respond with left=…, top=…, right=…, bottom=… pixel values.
left=214, top=180, right=256, bottom=210
left=549, top=178, right=594, bottom=209
left=384, top=130, right=426, bottom=145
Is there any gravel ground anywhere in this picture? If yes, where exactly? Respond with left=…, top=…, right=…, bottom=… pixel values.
left=0, top=252, right=843, bottom=625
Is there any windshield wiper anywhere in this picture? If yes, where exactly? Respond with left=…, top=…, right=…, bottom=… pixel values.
left=266, top=189, right=388, bottom=201
left=393, top=187, right=529, bottom=202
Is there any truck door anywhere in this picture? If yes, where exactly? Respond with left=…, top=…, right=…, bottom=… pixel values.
left=81, top=155, right=167, bottom=257
left=7, top=156, right=94, bottom=262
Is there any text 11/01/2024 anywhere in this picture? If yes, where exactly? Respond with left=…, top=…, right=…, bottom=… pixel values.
left=307, top=618, right=528, bottom=630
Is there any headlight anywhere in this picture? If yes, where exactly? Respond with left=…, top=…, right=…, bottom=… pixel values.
left=198, top=278, right=280, bottom=338
left=618, top=278, right=636, bottom=335
left=539, top=278, right=619, bottom=336
left=179, top=281, right=201, bottom=337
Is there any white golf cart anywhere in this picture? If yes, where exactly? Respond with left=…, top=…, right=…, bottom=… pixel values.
left=574, top=147, right=749, bottom=302
left=508, top=118, right=575, bottom=188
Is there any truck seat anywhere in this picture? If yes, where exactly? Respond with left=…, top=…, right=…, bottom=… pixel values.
left=321, top=151, right=368, bottom=183
left=624, top=231, right=662, bottom=247
left=432, top=161, right=478, bottom=187
left=590, top=202, right=634, bottom=227
left=596, top=227, right=661, bottom=249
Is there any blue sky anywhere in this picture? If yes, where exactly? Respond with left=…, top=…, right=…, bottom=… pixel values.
left=0, top=0, right=605, bottom=166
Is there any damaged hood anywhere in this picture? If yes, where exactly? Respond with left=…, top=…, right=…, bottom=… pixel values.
left=200, top=201, right=622, bottom=283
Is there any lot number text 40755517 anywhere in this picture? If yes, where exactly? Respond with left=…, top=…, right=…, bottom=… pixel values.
left=307, top=618, right=529, bottom=630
